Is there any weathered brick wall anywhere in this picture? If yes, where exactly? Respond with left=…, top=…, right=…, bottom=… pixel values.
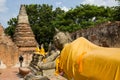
left=13, top=5, right=38, bottom=65
left=71, top=21, right=120, bottom=47
left=0, top=25, right=19, bottom=67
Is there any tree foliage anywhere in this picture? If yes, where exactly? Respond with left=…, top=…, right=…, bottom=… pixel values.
left=53, top=4, right=116, bottom=33
left=5, top=4, right=119, bottom=50
left=5, top=18, right=17, bottom=38
left=113, top=0, right=120, bottom=20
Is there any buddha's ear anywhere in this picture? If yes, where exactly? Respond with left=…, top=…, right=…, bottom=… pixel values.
left=65, top=32, right=72, bottom=42
left=55, top=27, right=60, bottom=33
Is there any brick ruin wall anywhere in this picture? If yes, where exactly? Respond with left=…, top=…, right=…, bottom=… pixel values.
left=0, top=26, right=19, bottom=68
left=71, top=21, right=120, bottom=47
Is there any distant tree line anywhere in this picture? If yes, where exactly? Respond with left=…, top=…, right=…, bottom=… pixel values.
left=5, top=3, right=120, bottom=50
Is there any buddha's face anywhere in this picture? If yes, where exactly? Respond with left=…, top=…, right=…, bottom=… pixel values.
left=53, top=32, right=69, bottom=50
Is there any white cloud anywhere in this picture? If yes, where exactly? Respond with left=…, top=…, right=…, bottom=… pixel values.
left=61, top=6, right=69, bottom=12
left=82, top=0, right=118, bottom=7
left=55, top=1, right=69, bottom=12
left=56, top=2, right=62, bottom=6
left=0, top=0, right=8, bottom=12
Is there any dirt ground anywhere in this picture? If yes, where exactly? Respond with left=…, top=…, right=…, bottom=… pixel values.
left=0, top=68, right=23, bottom=80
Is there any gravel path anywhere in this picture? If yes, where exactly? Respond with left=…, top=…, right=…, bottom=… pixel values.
left=0, top=68, right=24, bottom=80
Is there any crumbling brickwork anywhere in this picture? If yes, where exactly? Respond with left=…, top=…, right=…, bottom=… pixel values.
left=71, top=21, right=120, bottom=47
left=0, top=5, right=38, bottom=67
left=0, top=25, right=19, bottom=67
left=13, top=5, right=38, bottom=65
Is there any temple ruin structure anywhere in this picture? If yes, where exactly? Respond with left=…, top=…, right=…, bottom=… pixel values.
left=0, top=5, right=38, bottom=68
left=13, top=5, right=38, bottom=65
left=0, top=24, right=19, bottom=67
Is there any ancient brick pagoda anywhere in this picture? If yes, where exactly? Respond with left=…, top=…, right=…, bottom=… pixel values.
left=0, top=24, right=19, bottom=67
left=13, top=5, right=38, bottom=64
left=0, top=5, right=38, bottom=67
left=13, top=5, right=38, bottom=54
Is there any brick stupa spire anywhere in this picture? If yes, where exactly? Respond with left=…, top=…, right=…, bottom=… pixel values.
left=18, top=4, right=29, bottom=24
left=14, top=5, right=38, bottom=55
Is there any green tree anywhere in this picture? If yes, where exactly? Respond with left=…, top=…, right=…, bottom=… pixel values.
left=52, top=4, right=115, bottom=32
left=5, top=4, right=65, bottom=50
left=25, top=4, right=65, bottom=50
left=113, top=0, right=120, bottom=20
left=5, top=18, right=17, bottom=38
left=5, top=4, right=116, bottom=50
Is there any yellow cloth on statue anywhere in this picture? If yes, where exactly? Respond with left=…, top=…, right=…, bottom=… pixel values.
left=35, top=46, right=45, bottom=56
left=36, top=46, right=40, bottom=52
left=39, top=47, right=45, bottom=56
left=35, top=46, right=40, bottom=54
left=56, top=37, right=120, bottom=80
left=55, top=57, right=60, bottom=75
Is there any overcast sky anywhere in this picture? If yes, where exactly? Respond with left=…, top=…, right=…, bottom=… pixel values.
left=0, top=0, right=118, bottom=28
